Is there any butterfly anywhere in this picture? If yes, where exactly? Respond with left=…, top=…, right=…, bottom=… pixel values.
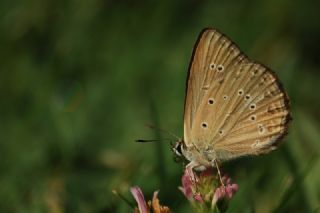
left=173, top=28, right=291, bottom=181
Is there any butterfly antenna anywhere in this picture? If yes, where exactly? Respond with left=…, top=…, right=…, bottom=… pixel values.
left=135, top=138, right=172, bottom=143
left=145, top=124, right=180, bottom=140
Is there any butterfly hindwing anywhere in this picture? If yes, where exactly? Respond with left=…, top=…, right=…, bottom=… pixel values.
left=212, top=63, right=290, bottom=159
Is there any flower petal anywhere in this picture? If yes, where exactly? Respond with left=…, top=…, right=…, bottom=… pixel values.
left=130, top=186, right=148, bottom=213
left=152, top=190, right=161, bottom=212
left=231, top=183, right=239, bottom=191
left=180, top=170, right=193, bottom=198
left=194, top=193, right=204, bottom=203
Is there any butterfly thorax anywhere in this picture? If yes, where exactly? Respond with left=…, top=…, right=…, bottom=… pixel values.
left=179, top=140, right=217, bottom=171
left=175, top=138, right=239, bottom=171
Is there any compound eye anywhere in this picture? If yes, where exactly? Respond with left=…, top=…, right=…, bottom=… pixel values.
left=173, top=142, right=183, bottom=156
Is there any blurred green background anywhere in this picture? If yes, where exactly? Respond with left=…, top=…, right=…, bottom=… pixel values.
left=1, top=0, right=319, bottom=212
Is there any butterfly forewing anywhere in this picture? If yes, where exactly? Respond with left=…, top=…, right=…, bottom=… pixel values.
left=184, top=29, right=244, bottom=147
left=183, top=28, right=290, bottom=161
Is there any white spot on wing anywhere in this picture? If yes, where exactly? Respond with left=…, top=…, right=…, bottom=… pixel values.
left=249, top=103, right=256, bottom=110
left=218, top=130, right=224, bottom=136
left=210, top=63, right=216, bottom=70
left=208, top=98, right=215, bottom=105
left=250, top=115, right=256, bottom=121
left=258, top=124, right=265, bottom=134
left=201, top=122, right=208, bottom=129
left=217, top=65, right=224, bottom=72
left=251, top=140, right=261, bottom=148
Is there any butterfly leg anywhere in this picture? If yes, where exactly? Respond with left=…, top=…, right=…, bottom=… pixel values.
left=185, top=161, right=199, bottom=183
left=213, top=159, right=225, bottom=188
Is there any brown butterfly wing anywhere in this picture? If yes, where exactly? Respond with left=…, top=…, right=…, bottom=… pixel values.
left=183, top=28, right=291, bottom=161
left=183, top=28, right=246, bottom=146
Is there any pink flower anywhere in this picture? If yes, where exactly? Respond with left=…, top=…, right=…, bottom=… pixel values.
left=179, top=169, right=194, bottom=199
left=179, top=168, right=238, bottom=209
left=179, top=169, right=204, bottom=203
left=193, top=193, right=204, bottom=203
left=130, top=186, right=171, bottom=213
left=212, top=176, right=239, bottom=206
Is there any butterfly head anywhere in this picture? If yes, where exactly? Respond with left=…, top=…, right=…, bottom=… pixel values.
left=172, top=139, right=183, bottom=156
left=171, top=139, right=188, bottom=163
left=171, top=139, right=210, bottom=168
